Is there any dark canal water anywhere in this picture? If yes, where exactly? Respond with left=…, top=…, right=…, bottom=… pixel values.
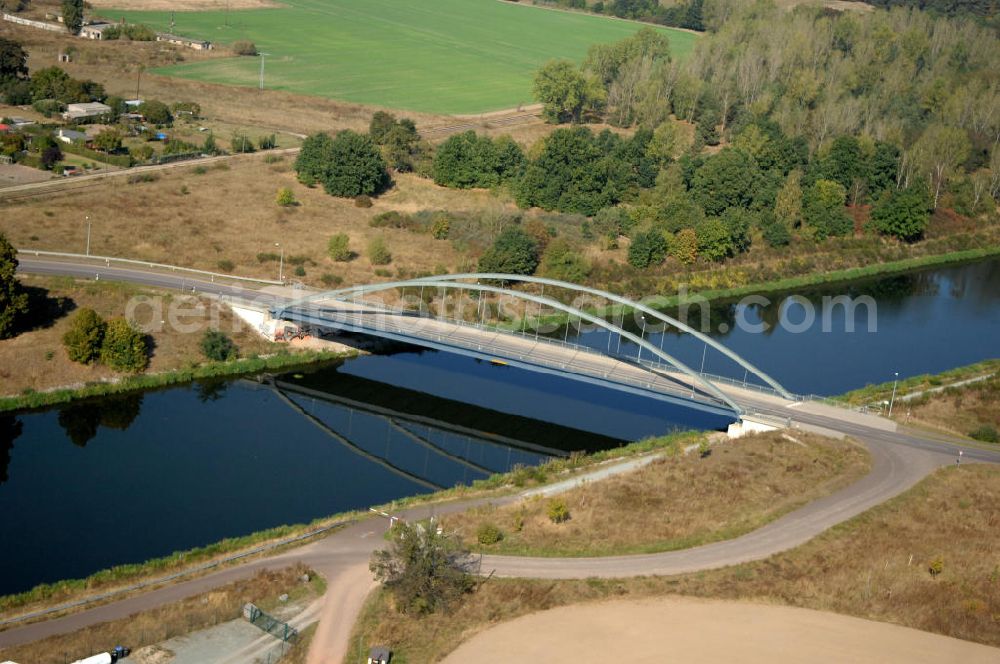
left=0, top=257, right=998, bottom=596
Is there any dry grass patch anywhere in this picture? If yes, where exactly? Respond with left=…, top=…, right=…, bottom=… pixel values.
left=349, top=464, right=1000, bottom=663
left=0, top=564, right=322, bottom=664
left=0, top=276, right=274, bottom=396
left=1, top=164, right=505, bottom=286
left=446, top=431, right=870, bottom=556
left=899, top=374, right=1000, bottom=441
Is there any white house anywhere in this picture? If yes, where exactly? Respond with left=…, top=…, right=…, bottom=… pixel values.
left=63, top=102, right=113, bottom=122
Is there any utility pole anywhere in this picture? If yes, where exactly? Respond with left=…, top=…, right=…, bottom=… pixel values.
left=637, top=314, right=646, bottom=363
left=888, top=371, right=900, bottom=416
left=135, top=65, right=143, bottom=102
left=85, top=215, right=91, bottom=256
left=275, top=242, right=284, bottom=282
left=258, top=53, right=270, bottom=91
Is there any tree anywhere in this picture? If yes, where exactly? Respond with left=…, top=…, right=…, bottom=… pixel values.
left=231, top=40, right=257, bottom=56
left=690, top=148, right=766, bottom=216
left=719, top=207, right=753, bottom=254
left=202, top=132, right=219, bottom=155
left=0, top=38, right=29, bottom=84
left=62, top=308, right=106, bottom=364
left=911, top=124, right=971, bottom=208
left=803, top=179, right=852, bottom=240
left=0, top=233, right=28, bottom=339
left=369, top=111, right=397, bottom=144
left=327, top=233, right=352, bottom=261
left=870, top=186, right=931, bottom=242
left=434, top=131, right=521, bottom=189
left=294, top=132, right=334, bottom=186
left=669, top=228, right=698, bottom=264
left=478, top=227, right=539, bottom=276
left=200, top=329, right=237, bottom=361
left=533, top=60, right=602, bottom=124
left=322, top=131, right=389, bottom=198
left=40, top=145, right=62, bottom=171
left=100, top=318, right=148, bottom=372
left=538, top=239, right=591, bottom=283
left=370, top=521, right=474, bottom=615
left=774, top=170, right=803, bottom=228
left=230, top=131, right=255, bottom=153
left=818, top=135, right=866, bottom=197
left=92, top=128, right=123, bottom=153
left=367, top=236, right=392, bottom=265
left=696, top=219, right=734, bottom=262
left=647, top=120, right=680, bottom=167
left=139, top=100, right=172, bottom=126
left=627, top=230, right=667, bottom=269
left=61, top=0, right=84, bottom=34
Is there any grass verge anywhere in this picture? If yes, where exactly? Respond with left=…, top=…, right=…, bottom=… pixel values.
left=347, top=464, right=1000, bottom=663
left=837, top=359, right=1000, bottom=407
left=446, top=431, right=870, bottom=556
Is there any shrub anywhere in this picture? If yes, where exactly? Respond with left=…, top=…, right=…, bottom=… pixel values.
left=698, top=440, right=712, bottom=458
left=928, top=556, right=944, bottom=577
left=367, top=236, right=392, bottom=265
left=320, top=272, right=343, bottom=287
left=431, top=214, right=451, bottom=239
left=369, top=210, right=417, bottom=230
left=295, top=130, right=389, bottom=198
left=762, top=218, right=791, bottom=248
left=370, top=522, right=474, bottom=615
left=100, top=318, right=148, bottom=372
left=476, top=523, right=504, bottom=545
left=138, top=100, right=172, bottom=126
left=258, top=134, right=277, bottom=150
left=969, top=425, right=998, bottom=443
left=275, top=187, right=296, bottom=207
left=294, top=265, right=306, bottom=277
left=669, top=228, right=698, bottom=264
left=200, top=329, right=237, bottom=361
left=354, top=194, right=373, bottom=208
left=130, top=144, right=154, bottom=162
left=327, top=234, right=352, bottom=262
left=231, top=40, right=258, bottom=56
left=231, top=131, right=256, bottom=154
left=62, top=308, right=105, bottom=364
left=547, top=498, right=570, bottom=524
left=627, top=230, right=668, bottom=269
left=478, top=227, right=539, bottom=276
left=216, top=259, right=235, bottom=272
left=538, top=239, right=590, bottom=283
left=870, top=186, right=932, bottom=242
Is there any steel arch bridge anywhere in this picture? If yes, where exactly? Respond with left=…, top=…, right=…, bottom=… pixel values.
left=272, top=274, right=794, bottom=419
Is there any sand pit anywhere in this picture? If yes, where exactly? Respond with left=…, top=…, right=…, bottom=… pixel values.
left=442, top=596, right=1000, bottom=664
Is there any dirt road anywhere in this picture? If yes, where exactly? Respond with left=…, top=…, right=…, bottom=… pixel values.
left=441, top=596, right=1000, bottom=663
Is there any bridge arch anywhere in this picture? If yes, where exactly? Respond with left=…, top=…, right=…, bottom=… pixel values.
left=274, top=279, right=743, bottom=416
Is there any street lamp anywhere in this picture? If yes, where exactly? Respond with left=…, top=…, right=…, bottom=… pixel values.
left=888, top=371, right=899, bottom=416
left=275, top=242, right=284, bottom=282
left=85, top=215, right=91, bottom=256
left=637, top=313, right=646, bottom=363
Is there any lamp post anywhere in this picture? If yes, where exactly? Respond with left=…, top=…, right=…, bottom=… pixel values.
left=85, top=215, right=91, bottom=256
left=637, top=313, right=646, bottom=363
left=258, top=52, right=270, bottom=91
left=275, top=242, right=284, bottom=282
left=888, top=371, right=899, bottom=416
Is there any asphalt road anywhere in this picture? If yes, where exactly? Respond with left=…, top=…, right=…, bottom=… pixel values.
left=4, top=257, right=999, bottom=661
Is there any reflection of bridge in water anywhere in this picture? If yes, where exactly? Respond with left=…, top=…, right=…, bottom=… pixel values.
left=243, top=369, right=628, bottom=492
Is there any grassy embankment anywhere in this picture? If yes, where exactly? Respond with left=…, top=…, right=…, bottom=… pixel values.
left=447, top=430, right=869, bottom=556
left=840, top=360, right=1000, bottom=441
left=0, top=433, right=693, bottom=622
left=348, top=462, right=1000, bottom=663
left=0, top=275, right=358, bottom=412
left=0, top=564, right=324, bottom=664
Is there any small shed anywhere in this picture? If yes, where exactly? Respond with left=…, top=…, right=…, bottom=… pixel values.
left=80, top=22, right=112, bottom=39
left=367, top=647, right=392, bottom=664
left=63, top=102, right=113, bottom=122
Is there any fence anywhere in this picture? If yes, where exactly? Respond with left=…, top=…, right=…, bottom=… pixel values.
left=244, top=602, right=299, bottom=643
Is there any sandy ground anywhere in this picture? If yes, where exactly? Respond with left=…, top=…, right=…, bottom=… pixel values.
left=0, top=163, right=55, bottom=187
left=441, top=596, right=1000, bottom=664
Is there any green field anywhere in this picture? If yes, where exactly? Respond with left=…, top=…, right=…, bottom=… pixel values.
left=107, top=0, right=696, bottom=115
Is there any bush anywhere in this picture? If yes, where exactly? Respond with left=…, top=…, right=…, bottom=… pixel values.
left=478, top=227, right=539, bottom=275
left=969, top=425, right=998, bottom=443
left=370, top=521, right=474, bottom=615
left=62, top=308, right=105, bottom=364
left=320, top=272, right=343, bottom=287
left=431, top=214, right=451, bottom=239
left=200, top=329, right=237, bottom=361
left=327, top=233, right=352, bottom=261
left=275, top=187, right=296, bottom=207
left=538, top=239, right=590, bottom=283
left=258, top=134, right=276, bottom=150
left=294, top=265, right=306, bottom=277
left=100, top=318, right=148, bottom=372
left=367, top=236, right=392, bottom=265
left=870, top=186, right=931, bottom=242
left=762, top=218, right=791, bottom=248
left=231, top=131, right=256, bottom=154
left=354, top=194, right=373, bottom=208
left=547, top=498, right=570, bottom=524
left=476, top=523, right=504, bottom=545
left=369, top=210, right=418, bottom=230
left=231, top=40, right=258, bottom=56
left=928, top=556, right=944, bottom=577
left=627, top=230, right=667, bottom=269
left=138, top=100, right=172, bottom=126
left=295, top=130, right=389, bottom=198
left=216, top=259, right=235, bottom=272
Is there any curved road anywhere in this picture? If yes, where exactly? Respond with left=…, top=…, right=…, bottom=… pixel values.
left=3, top=258, right=999, bottom=661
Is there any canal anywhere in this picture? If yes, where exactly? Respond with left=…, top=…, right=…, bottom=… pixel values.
left=0, top=257, right=998, bottom=596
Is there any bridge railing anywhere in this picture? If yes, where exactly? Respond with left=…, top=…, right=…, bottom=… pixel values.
left=285, top=299, right=730, bottom=410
